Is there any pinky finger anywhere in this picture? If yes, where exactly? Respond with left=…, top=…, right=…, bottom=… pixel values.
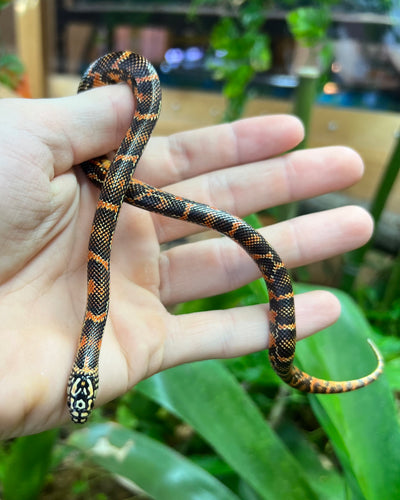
left=162, top=290, right=341, bottom=369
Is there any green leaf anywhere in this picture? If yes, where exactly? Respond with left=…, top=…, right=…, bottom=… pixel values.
left=210, top=17, right=238, bottom=52
left=294, top=284, right=400, bottom=500
left=240, top=0, right=265, bottom=30
left=0, top=53, right=24, bottom=90
left=223, top=65, right=254, bottom=99
left=2, top=429, right=58, bottom=500
left=287, top=7, right=331, bottom=47
left=207, top=5, right=272, bottom=122
left=69, top=422, right=240, bottom=500
left=137, top=361, right=319, bottom=499
left=249, top=34, right=271, bottom=71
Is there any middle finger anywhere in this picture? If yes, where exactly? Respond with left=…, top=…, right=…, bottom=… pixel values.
left=151, top=145, right=363, bottom=244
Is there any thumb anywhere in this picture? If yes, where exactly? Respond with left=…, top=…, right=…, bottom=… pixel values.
left=47, top=84, right=135, bottom=175
left=0, top=84, right=134, bottom=178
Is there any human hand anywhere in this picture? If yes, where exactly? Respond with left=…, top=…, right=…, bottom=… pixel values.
left=0, top=85, right=372, bottom=437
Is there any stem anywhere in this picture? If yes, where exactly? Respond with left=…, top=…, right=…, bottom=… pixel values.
left=341, top=130, right=400, bottom=292
left=382, top=248, right=400, bottom=309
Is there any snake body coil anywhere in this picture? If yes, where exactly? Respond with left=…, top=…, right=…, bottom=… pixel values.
left=67, top=51, right=383, bottom=424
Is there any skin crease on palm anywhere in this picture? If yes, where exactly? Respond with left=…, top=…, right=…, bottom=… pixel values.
left=0, top=83, right=373, bottom=438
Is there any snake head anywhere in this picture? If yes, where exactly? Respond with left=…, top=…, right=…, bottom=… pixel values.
left=67, top=372, right=98, bottom=424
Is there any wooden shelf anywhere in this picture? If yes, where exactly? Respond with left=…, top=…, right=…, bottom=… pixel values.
left=63, top=2, right=395, bottom=25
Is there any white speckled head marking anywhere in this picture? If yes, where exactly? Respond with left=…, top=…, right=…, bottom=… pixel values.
left=67, top=374, right=97, bottom=424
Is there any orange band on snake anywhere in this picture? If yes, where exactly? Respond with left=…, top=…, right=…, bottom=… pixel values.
left=67, top=51, right=383, bottom=424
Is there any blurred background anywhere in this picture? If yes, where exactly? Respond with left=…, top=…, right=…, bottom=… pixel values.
left=0, top=2, right=399, bottom=499
left=2, top=1, right=400, bottom=216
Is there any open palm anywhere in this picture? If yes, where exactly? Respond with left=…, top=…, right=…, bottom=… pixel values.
left=0, top=85, right=372, bottom=438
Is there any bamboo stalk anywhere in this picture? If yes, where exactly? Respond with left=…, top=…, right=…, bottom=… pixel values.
left=292, top=66, right=319, bottom=150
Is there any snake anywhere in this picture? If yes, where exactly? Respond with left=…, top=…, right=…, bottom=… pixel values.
left=67, top=51, right=384, bottom=424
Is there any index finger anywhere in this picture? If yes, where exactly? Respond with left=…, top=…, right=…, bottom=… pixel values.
left=137, top=114, right=305, bottom=187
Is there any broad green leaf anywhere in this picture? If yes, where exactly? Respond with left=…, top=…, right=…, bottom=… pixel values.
left=137, top=361, right=318, bottom=499
left=294, top=284, right=400, bottom=500
left=2, top=429, right=58, bottom=500
left=385, top=357, right=400, bottom=390
left=277, top=420, right=345, bottom=500
left=69, top=422, right=239, bottom=500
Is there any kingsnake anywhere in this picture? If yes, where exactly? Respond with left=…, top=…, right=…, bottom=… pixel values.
left=67, top=51, right=383, bottom=424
